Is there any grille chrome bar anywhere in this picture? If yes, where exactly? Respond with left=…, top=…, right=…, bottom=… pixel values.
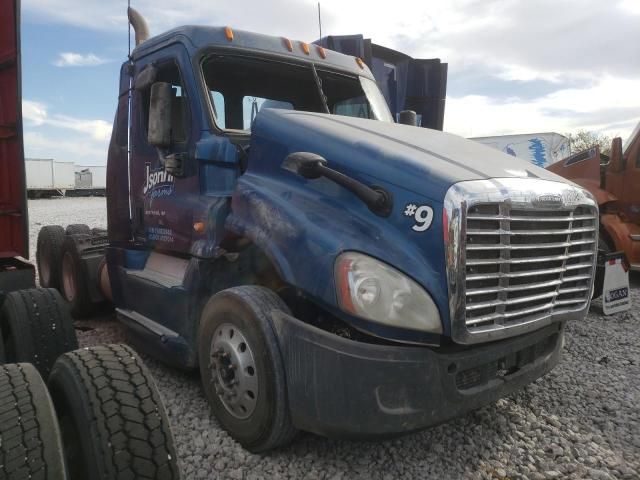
left=467, top=214, right=596, bottom=222
left=466, top=290, right=560, bottom=310
left=444, top=178, right=598, bottom=345
left=467, top=226, right=596, bottom=235
left=467, top=254, right=570, bottom=265
left=466, top=279, right=563, bottom=296
left=466, top=239, right=595, bottom=250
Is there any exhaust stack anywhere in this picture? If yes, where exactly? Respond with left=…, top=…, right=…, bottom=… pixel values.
left=128, top=7, right=149, bottom=46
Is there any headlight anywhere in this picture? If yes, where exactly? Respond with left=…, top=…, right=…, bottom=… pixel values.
left=335, top=252, right=442, bottom=333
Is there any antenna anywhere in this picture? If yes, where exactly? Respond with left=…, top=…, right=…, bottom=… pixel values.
left=317, top=2, right=322, bottom=45
left=127, top=0, right=131, bottom=58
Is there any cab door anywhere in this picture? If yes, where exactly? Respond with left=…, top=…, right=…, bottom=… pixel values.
left=130, top=47, right=199, bottom=255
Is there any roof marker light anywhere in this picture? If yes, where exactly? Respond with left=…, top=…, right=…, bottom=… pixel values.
left=224, top=26, right=234, bottom=42
left=317, top=45, right=327, bottom=59
left=282, top=37, right=293, bottom=52
left=355, top=57, right=365, bottom=69
left=300, top=41, right=310, bottom=55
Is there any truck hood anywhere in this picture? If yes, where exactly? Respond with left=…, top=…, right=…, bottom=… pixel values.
left=250, top=109, right=565, bottom=202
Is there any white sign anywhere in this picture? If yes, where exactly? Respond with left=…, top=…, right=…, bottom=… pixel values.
left=602, top=254, right=631, bottom=315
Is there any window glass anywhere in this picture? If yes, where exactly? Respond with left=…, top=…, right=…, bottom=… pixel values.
left=211, top=91, right=225, bottom=129
left=242, top=96, right=294, bottom=130
left=333, top=96, right=372, bottom=118
left=201, top=55, right=392, bottom=132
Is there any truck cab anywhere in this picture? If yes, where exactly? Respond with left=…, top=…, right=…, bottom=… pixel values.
left=103, top=13, right=598, bottom=451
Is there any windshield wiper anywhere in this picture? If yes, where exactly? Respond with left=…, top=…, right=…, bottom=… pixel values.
left=311, top=64, right=330, bottom=114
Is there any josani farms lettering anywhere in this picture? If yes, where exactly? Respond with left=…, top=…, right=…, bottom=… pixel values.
left=143, top=164, right=174, bottom=198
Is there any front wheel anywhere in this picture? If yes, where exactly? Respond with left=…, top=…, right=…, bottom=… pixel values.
left=198, top=286, right=297, bottom=452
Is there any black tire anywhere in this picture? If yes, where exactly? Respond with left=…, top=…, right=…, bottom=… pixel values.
left=36, top=225, right=65, bottom=289
left=0, top=363, right=67, bottom=480
left=65, top=224, right=91, bottom=235
left=593, top=233, right=614, bottom=299
left=0, top=288, right=78, bottom=378
left=60, top=236, right=95, bottom=318
left=198, top=286, right=297, bottom=452
left=48, top=344, right=180, bottom=480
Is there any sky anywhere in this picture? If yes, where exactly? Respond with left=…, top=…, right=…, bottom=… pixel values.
left=20, top=0, right=640, bottom=165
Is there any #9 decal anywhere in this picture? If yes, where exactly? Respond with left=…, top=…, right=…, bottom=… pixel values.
left=404, top=203, right=434, bottom=232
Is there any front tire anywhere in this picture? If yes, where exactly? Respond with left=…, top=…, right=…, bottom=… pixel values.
left=198, top=286, right=297, bottom=452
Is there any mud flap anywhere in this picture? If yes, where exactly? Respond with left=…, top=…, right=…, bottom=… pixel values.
left=602, top=252, right=631, bottom=315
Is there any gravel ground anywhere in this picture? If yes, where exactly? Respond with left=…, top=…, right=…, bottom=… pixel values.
left=28, top=197, right=640, bottom=480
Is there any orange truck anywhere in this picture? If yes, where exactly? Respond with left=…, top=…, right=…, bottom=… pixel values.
left=547, top=123, right=640, bottom=295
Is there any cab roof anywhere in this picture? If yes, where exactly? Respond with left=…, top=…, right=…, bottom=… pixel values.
left=132, top=25, right=373, bottom=79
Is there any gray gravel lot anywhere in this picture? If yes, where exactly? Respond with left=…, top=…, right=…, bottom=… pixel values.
left=28, top=198, right=640, bottom=480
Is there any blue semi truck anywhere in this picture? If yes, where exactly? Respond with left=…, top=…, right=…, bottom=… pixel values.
left=41, top=9, right=599, bottom=452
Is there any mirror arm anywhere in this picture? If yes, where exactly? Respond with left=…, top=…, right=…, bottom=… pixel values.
left=283, top=152, right=393, bottom=217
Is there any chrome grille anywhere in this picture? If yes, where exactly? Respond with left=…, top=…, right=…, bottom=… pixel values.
left=464, top=204, right=597, bottom=331
left=444, top=178, right=598, bottom=344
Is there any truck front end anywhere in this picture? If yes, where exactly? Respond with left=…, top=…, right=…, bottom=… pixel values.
left=193, top=30, right=598, bottom=438
left=262, top=165, right=597, bottom=438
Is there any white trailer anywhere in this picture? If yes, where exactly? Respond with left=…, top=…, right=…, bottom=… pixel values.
left=470, top=132, right=570, bottom=168
left=87, top=165, right=106, bottom=189
left=73, top=165, right=106, bottom=195
left=25, top=158, right=75, bottom=197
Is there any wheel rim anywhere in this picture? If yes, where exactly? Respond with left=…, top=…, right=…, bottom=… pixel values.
left=209, top=323, right=258, bottom=419
left=61, top=253, right=76, bottom=302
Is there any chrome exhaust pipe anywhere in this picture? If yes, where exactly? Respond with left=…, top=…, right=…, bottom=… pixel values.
left=127, top=7, right=149, bottom=46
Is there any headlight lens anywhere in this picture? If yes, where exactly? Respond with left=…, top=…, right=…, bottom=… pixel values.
left=335, top=252, right=442, bottom=333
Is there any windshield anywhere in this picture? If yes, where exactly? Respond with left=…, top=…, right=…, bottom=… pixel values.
left=201, top=55, right=393, bottom=131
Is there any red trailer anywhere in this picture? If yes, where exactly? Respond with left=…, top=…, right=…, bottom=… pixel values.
left=0, top=0, right=33, bottom=291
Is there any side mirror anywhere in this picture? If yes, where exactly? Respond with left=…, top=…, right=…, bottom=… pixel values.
left=148, top=82, right=172, bottom=148
left=398, top=110, right=418, bottom=126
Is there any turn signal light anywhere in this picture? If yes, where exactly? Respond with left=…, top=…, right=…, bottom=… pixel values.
left=193, top=222, right=206, bottom=233
left=224, top=26, right=234, bottom=42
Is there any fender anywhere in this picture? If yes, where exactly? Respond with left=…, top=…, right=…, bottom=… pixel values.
left=225, top=172, right=451, bottom=340
left=600, top=214, right=640, bottom=266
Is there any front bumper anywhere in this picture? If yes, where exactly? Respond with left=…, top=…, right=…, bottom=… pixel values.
left=271, top=312, right=564, bottom=439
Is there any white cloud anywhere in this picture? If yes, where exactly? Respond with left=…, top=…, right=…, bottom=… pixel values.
left=53, top=52, right=110, bottom=67
left=22, top=100, right=48, bottom=126
left=22, top=0, right=639, bottom=140
left=618, top=0, right=640, bottom=15
left=21, top=100, right=111, bottom=164
left=24, top=131, right=107, bottom=164
left=445, top=75, right=640, bottom=139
